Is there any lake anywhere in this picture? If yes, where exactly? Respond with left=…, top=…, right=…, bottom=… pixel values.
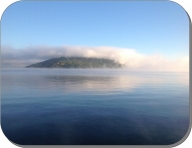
left=1, top=68, right=189, bottom=145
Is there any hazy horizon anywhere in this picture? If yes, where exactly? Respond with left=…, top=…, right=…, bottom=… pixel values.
left=1, top=45, right=189, bottom=72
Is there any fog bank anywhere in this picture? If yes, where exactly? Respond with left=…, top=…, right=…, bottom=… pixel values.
left=1, top=45, right=189, bottom=72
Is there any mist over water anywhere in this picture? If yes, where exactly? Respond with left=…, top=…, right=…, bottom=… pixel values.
left=1, top=45, right=189, bottom=72
left=1, top=68, right=189, bottom=145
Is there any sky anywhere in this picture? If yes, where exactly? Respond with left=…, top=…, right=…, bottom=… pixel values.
left=1, top=1, right=190, bottom=71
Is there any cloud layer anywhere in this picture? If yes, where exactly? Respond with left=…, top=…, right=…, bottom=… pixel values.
left=1, top=45, right=189, bottom=72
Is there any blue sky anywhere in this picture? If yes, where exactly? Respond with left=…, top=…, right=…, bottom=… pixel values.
left=1, top=1, right=189, bottom=71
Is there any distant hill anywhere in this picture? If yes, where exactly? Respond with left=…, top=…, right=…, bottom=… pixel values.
left=26, top=57, right=122, bottom=68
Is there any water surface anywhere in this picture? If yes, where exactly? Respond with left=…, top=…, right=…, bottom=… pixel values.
left=1, top=68, right=189, bottom=145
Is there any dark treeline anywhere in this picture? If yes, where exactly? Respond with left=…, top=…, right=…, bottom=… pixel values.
left=26, top=57, right=122, bottom=68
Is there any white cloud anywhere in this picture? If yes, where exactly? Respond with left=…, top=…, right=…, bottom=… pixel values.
left=0, top=45, right=189, bottom=72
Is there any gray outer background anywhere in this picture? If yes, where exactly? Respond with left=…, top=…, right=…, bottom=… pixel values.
left=0, top=0, right=191, bottom=148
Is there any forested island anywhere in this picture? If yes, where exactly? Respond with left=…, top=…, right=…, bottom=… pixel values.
left=26, top=57, right=122, bottom=68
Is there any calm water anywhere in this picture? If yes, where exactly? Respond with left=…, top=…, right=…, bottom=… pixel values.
left=1, top=68, right=189, bottom=145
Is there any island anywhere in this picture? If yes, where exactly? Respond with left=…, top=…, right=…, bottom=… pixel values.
left=26, top=57, right=122, bottom=68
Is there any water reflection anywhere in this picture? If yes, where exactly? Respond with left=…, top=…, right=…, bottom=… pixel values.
left=1, top=68, right=189, bottom=94
left=45, top=75, right=156, bottom=93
